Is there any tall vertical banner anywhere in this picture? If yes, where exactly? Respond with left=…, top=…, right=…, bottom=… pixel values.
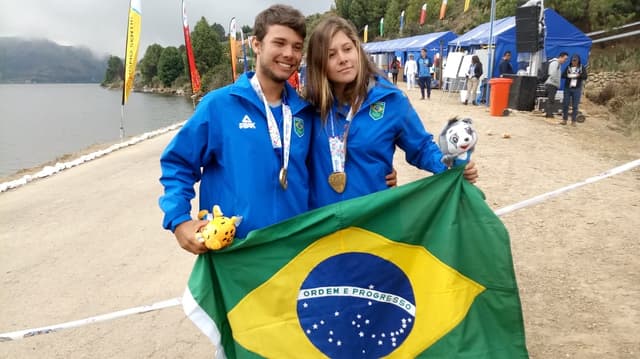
left=419, top=4, right=427, bottom=26
left=229, top=17, right=238, bottom=82
left=399, top=10, right=405, bottom=35
left=183, top=168, right=530, bottom=358
left=464, top=0, right=471, bottom=12
left=182, top=0, right=201, bottom=94
left=439, top=0, right=448, bottom=20
left=364, top=25, right=368, bottom=43
left=120, top=0, right=141, bottom=140
left=122, top=0, right=141, bottom=106
left=379, top=17, right=384, bottom=37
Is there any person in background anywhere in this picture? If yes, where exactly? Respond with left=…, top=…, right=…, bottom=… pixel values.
left=158, top=5, right=312, bottom=254
left=389, top=57, right=400, bottom=85
left=544, top=52, right=569, bottom=118
left=304, top=16, right=478, bottom=208
left=499, top=51, right=514, bottom=76
left=560, top=54, right=588, bottom=126
left=404, top=54, right=418, bottom=90
left=417, top=48, right=432, bottom=100
left=465, top=55, right=483, bottom=105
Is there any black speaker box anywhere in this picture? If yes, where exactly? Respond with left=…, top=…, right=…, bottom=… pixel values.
left=504, top=75, right=537, bottom=111
left=516, top=6, right=540, bottom=53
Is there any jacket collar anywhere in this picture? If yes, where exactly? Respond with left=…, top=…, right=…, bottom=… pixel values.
left=230, top=72, right=311, bottom=115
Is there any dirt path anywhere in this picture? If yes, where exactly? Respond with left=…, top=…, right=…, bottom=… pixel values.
left=0, top=87, right=638, bottom=358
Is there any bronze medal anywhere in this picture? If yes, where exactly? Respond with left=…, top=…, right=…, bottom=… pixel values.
left=328, top=172, right=347, bottom=193
left=279, top=167, right=288, bottom=190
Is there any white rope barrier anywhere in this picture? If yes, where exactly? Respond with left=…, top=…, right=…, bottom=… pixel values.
left=0, top=298, right=181, bottom=342
left=495, top=158, right=640, bottom=217
left=1, top=158, right=638, bottom=341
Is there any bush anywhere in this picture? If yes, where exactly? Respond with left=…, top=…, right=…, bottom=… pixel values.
left=586, top=83, right=616, bottom=105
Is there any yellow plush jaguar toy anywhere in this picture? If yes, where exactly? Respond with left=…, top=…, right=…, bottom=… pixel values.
left=195, top=205, right=240, bottom=250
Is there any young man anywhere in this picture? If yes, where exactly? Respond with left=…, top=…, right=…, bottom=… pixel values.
left=158, top=5, right=312, bottom=254
left=498, top=51, right=514, bottom=76
left=417, top=48, right=432, bottom=99
left=544, top=52, right=569, bottom=118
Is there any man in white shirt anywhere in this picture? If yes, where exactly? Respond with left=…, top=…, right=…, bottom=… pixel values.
left=404, top=54, right=418, bottom=90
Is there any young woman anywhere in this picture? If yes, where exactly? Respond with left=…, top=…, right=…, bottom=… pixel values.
left=305, top=16, right=477, bottom=208
left=389, top=57, right=400, bottom=85
left=465, top=55, right=483, bottom=105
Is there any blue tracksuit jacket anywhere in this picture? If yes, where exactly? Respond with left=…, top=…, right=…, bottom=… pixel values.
left=309, top=76, right=446, bottom=209
left=159, top=72, right=313, bottom=238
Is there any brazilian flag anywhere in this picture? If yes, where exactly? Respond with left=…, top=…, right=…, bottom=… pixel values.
left=183, top=167, right=529, bottom=358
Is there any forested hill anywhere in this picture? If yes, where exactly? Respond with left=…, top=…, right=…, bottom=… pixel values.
left=0, top=37, right=108, bottom=83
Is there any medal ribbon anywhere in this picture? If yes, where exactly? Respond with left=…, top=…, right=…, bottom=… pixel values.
left=250, top=75, right=292, bottom=175
left=328, top=105, right=355, bottom=173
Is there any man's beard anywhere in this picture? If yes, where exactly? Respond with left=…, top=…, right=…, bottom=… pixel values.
left=259, top=57, right=292, bottom=84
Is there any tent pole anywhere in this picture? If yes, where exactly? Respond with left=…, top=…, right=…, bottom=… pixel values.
left=485, top=0, right=496, bottom=107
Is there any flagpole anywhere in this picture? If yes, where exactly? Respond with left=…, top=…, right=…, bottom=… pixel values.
left=485, top=0, right=496, bottom=107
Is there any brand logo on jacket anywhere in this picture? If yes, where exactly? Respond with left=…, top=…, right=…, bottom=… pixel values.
left=239, top=115, right=256, bottom=129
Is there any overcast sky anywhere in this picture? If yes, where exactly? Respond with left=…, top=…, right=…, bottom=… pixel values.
left=0, top=0, right=334, bottom=57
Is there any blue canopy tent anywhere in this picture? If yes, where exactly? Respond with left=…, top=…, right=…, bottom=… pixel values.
left=363, top=31, right=458, bottom=66
left=448, top=8, right=592, bottom=78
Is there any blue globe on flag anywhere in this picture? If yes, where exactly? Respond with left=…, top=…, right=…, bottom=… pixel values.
left=297, top=253, right=416, bottom=357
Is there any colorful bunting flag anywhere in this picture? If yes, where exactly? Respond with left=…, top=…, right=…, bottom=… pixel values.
left=379, top=17, right=384, bottom=37
left=122, top=0, right=141, bottom=106
left=181, top=0, right=201, bottom=94
left=229, top=17, right=238, bottom=82
left=364, top=24, right=368, bottom=43
left=464, top=0, right=471, bottom=13
left=439, top=0, right=448, bottom=20
left=399, top=10, right=405, bottom=34
left=419, top=3, right=427, bottom=26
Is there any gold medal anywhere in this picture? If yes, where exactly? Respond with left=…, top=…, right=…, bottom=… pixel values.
left=328, top=172, right=347, bottom=193
left=279, top=167, right=288, bottom=190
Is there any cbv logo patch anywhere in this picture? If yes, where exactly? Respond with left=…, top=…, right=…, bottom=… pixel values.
left=294, top=117, right=305, bottom=137
left=369, top=101, right=385, bottom=121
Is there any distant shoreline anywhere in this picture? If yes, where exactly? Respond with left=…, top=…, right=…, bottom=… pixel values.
left=0, top=122, right=184, bottom=193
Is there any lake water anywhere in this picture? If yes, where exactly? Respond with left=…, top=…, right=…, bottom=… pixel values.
left=0, top=84, right=194, bottom=178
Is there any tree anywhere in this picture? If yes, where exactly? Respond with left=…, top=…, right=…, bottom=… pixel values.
left=241, top=25, right=253, bottom=35
left=103, top=55, right=123, bottom=84
left=157, top=46, right=184, bottom=86
left=211, top=22, right=226, bottom=41
left=384, top=0, right=402, bottom=38
left=349, top=0, right=369, bottom=36
left=335, top=0, right=353, bottom=19
left=192, top=17, right=224, bottom=74
left=139, top=43, right=163, bottom=85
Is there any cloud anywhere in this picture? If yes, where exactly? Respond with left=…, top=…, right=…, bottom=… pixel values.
left=0, top=0, right=334, bottom=57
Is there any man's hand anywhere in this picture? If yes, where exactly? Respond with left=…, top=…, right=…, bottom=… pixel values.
left=463, top=160, right=479, bottom=183
left=174, top=219, right=210, bottom=255
left=385, top=167, right=398, bottom=187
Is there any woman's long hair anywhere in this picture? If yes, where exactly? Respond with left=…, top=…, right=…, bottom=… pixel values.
left=305, top=16, right=379, bottom=122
